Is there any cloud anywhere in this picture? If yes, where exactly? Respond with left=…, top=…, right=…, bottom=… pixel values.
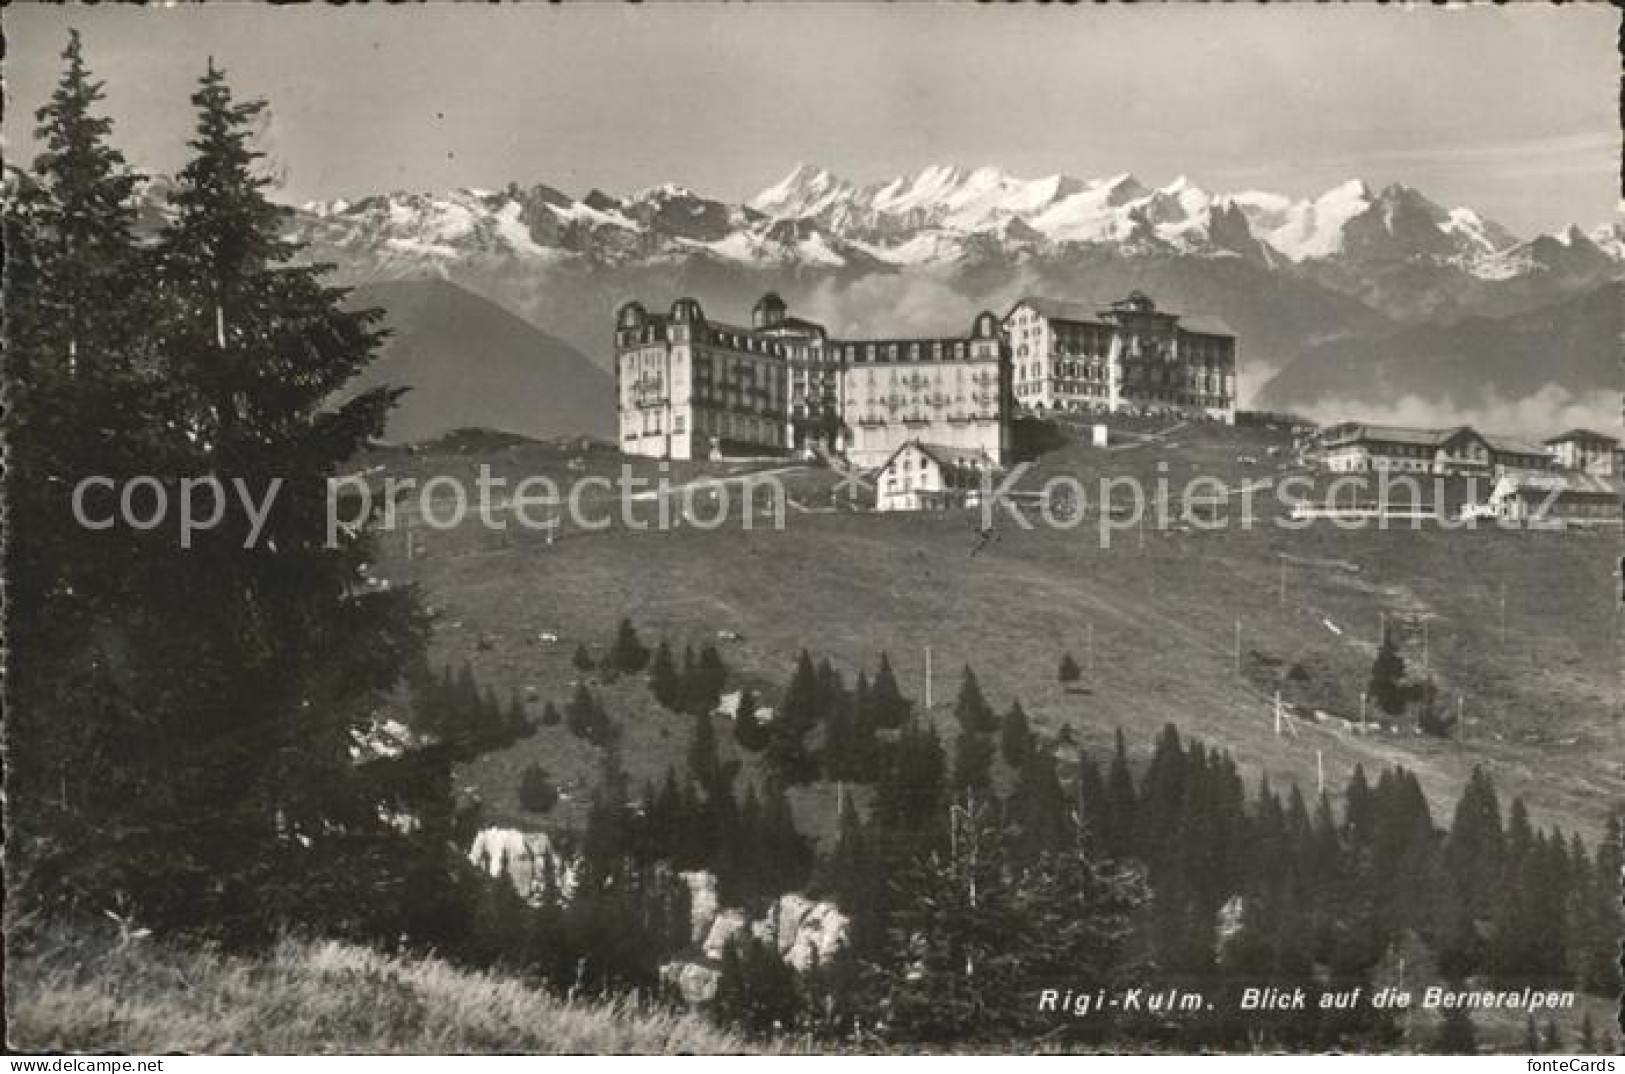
left=792, top=273, right=990, bottom=338
left=1293, top=383, right=1621, bottom=440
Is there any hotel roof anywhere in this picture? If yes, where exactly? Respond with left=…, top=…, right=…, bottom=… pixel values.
left=1013, top=296, right=1235, bottom=338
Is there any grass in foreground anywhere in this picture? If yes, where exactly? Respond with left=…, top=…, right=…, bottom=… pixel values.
left=7, top=926, right=757, bottom=1054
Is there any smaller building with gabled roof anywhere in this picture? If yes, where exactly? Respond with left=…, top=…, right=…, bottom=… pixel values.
left=1545, top=428, right=1624, bottom=476
left=873, top=439, right=1000, bottom=513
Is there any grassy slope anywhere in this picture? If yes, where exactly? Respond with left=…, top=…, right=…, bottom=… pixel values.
left=7, top=927, right=754, bottom=1054
left=371, top=422, right=1623, bottom=844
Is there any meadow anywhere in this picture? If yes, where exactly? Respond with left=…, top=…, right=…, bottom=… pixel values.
left=366, top=421, right=1623, bottom=845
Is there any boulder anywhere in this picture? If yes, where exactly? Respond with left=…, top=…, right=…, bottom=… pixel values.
left=659, top=961, right=721, bottom=1005
left=467, top=827, right=577, bottom=904
left=681, top=869, right=720, bottom=946
left=782, top=899, right=850, bottom=971
left=702, top=908, right=749, bottom=961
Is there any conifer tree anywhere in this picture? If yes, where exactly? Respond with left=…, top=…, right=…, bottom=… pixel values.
left=608, top=617, right=649, bottom=672
left=1102, top=728, right=1138, bottom=860
left=869, top=652, right=911, bottom=730
left=1444, top=766, right=1505, bottom=921
left=572, top=642, right=596, bottom=672
left=5, top=29, right=170, bottom=917
left=872, top=718, right=947, bottom=839
left=953, top=665, right=996, bottom=735
left=74, top=57, right=431, bottom=936
left=1058, top=652, right=1082, bottom=684
left=760, top=777, right=813, bottom=892
left=518, top=762, right=558, bottom=814
left=1368, top=626, right=1409, bottom=716
left=733, top=690, right=771, bottom=753
left=686, top=709, right=725, bottom=796
left=648, top=640, right=680, bottom=709
left=951, top=725, right=996, bottom=793
left=999, top=700, right=1035, bottom=769
left=768, top=651, right=821, bottom=784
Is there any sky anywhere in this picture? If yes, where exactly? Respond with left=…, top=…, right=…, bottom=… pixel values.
left=5, top=3, right=1619, bottom=236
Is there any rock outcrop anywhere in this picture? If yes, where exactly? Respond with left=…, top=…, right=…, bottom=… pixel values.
left=467, top=827, right=579, bottom=905
left=660, top=871, right=852, bottom=1003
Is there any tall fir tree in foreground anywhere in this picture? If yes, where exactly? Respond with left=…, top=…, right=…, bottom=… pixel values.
left=5, top=28, right=168, bottom=916
left=12, top=50, right=440, bottom=943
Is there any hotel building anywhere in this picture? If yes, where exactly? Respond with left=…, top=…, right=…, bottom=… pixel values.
left=614, top=293, right=1009, bottom=468
left=1002, top=292, right=1238, bottom=422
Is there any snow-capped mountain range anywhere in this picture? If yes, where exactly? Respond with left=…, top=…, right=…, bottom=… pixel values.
left=62, top=160, right=1613, bottom=434
left=291, top=163, right=1619, bottom=283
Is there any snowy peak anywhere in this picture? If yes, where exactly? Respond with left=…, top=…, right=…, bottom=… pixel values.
left=1233, top=177, right=1521, bottom=271
left=749, top=163, right=856, bottom=218
left=258, top=161, right=1621, bottom=282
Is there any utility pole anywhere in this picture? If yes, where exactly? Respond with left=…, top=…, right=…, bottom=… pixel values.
left=1316, top=749, right=1325, bottom=797
left=1273, top=691, right=1283, bottom=737
left=924, top=645, right=933, bottom=710
left=1086, top=622, right=1095, bottom=679
left=1421, top=618, right=1429, bottom=672
left=1234, top=618, right=1242, bottom=676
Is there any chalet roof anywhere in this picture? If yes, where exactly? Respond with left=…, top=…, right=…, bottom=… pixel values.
left=1480, top=433, right=1549, bottom=457
left=1495, top=471, right=1623, bottom=498
left=1544, top=428, right=1620, bottom=447
left=877, top=439, right=998, bottom=475
left=1324, top=424, right=1464, bottom=447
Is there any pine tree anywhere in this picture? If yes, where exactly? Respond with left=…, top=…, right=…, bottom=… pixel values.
left=694, top=643, right=729, bottom=714
left=539, top=701, right=562, bottom=727
left=5, top=29, right=168, bottom=917
left=951, top=725, right=995, bottom=793
left=687, top=710, right=724, bottom=795
left=518, top=763, right=558, bottom=813
left=953, top=665, right=996, bottom=735
left=869, top=652, right=911, bottom=730
left=1008, top=748, right=1070, bottom=862
left=768, top=651, right=821, bottom=784
left=873, top=718, right=947, bottom=840
left=999, top=700, right=1035, bottom=769
left=572, top=642, right=596, bottom=672
left=878, top=797, right=1147, bottom=1043
left=87, top=58, right=430, bottom=938
left=733, top=690, right=771, bottom=753
left=759, top=777, right=813, bottom=892
left=714, top=934, right=802, bottom=1035
left=1444, top=766, right=1505, bottom=922
left=648, top=640, right=680, bottom=709
left=1582, top=816, right=1623, bottom=996
left=1368, top=625, right=1409, bottom=716
left=608, top=617, right=649, bottom=673
left=1057, top=652, right=1082, bottom=684
left=1102, top=728, right=1138, bottom=860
